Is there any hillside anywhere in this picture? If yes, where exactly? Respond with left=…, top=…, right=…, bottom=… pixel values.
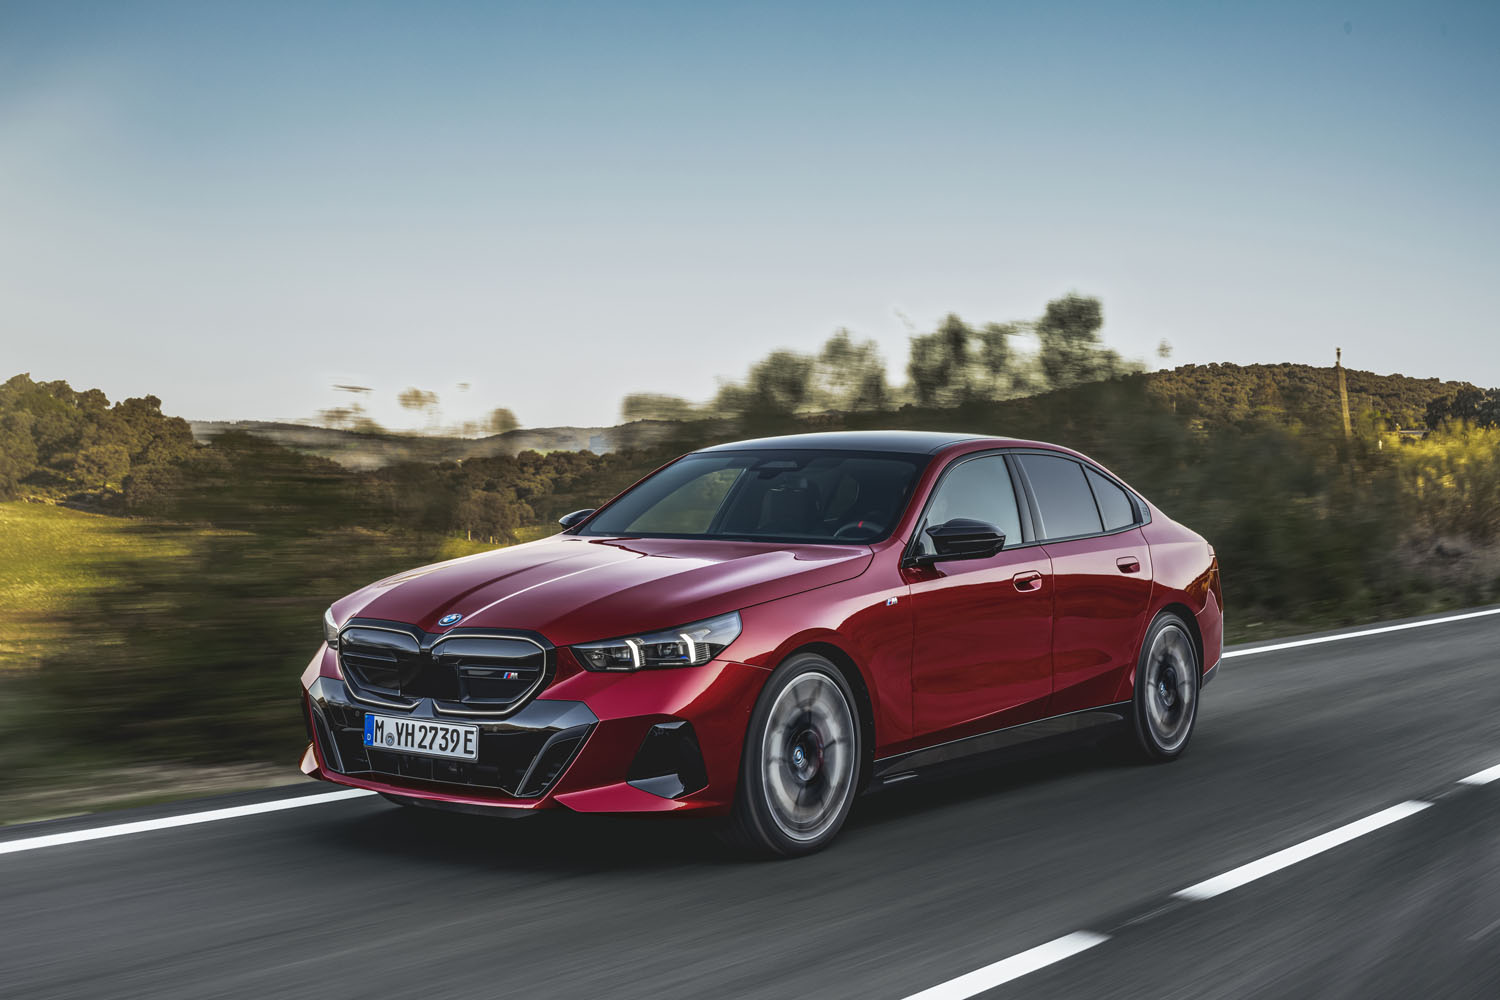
left=188, top=364, right=1480, bottom=471
left=187, top=419, right=674, bottom=470
left=1146, top=363, right=1470, bottom=429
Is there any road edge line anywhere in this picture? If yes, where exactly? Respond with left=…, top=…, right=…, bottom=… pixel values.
left=0, top=788, right=375, bottom=856
left=1222, top=607, right=1500, bottom=660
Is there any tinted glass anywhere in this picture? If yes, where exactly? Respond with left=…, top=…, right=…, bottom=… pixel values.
left=913, top=455, right=1022, bottom=557
left=1019, top=454, right=1103, bottom=539
left=579, top=450, right=925, bottom=543
left=1086, top=467, right=1136, bottom=531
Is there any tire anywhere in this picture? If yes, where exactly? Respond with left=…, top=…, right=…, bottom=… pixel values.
left=1130, top=612, right=1201, bottom=761
left=721, top=652, right=862, bottom=857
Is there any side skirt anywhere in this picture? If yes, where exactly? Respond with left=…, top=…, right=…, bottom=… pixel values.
left=870, top=702, right=1133, bottom=786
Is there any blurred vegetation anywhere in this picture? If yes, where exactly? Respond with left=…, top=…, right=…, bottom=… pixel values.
left=0, top=503, right=198, bottom=671
left=1, top=293, right=1497, bottom=804
left=0, top=374, right=195, bottom=500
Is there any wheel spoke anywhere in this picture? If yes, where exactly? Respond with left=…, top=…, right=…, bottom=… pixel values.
left=760, top=671, right=856, bottom=842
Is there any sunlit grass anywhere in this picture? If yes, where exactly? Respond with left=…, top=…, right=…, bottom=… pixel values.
left=0, top=502, right=200, bottom=670
left=433, top=523, right=560, bottom=561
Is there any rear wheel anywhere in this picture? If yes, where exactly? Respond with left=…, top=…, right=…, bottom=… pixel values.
left=722, top=652, right=861, bottom=857
left=1130, top=612, right=1200, bottom=760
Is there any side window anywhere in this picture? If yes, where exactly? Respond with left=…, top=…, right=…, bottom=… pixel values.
left=914, top=455, right=1022, bottom=556
left=1085, top=467, right=1137, bottom=531
left=1018, top=454, right=1103, bottom=539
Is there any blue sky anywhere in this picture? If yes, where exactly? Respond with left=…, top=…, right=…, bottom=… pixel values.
left=2, top=1, right=1497, bottom=429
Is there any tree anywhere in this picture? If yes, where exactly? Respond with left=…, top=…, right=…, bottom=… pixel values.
left=905, top=314, right=1022, bottom=406
left=1426, top=386, right=1500, bottom=429
left=1036, top=293, right=1108, bottom=389
left=487, top=407, right=520, bottom=435
left=73, top=443, right=131, bottom=488
left=397, top=387, right=440, bottom=428
left=816, top=330, right=890, bottom=411
left=621, top=393, right=700, bottom=422
left=723, top=349, right=816, bottom=417
left=0, top=410, right=37, bottom=497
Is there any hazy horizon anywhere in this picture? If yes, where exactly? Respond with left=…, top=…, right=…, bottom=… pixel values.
left=4, top=1, right=1498, bottom=430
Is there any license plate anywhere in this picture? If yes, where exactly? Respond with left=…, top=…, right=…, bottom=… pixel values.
left=364, top=714, right=479, bottom=761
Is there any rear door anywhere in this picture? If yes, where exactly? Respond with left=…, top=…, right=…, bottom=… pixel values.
left=904, top=453, right=1054, bottom=744
left=1015, top=452, right=1154, bottom=715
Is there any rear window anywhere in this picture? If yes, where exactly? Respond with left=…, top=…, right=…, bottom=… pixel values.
left=1086, top=467, right=1137, bottom=531
left=1018, top=453, right=1103, bottom=539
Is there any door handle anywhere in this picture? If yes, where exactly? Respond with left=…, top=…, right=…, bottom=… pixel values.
left=1117, top=556, right=1141, bottom=574
left=1012, top=570, right=1044, bottom=593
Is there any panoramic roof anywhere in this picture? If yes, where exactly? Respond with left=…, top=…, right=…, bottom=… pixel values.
left=695, top=430, right=986, bottom=455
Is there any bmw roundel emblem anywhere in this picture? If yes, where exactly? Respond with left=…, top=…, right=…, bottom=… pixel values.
left=438, top=612, right=464, bottom=627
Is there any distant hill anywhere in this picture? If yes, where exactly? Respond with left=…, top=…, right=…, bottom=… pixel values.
left=187, top=420, right=675, bottom=470
left=187, top=364, right=1481, bottom=470
left=1145, top=363, right=1473, bottom=429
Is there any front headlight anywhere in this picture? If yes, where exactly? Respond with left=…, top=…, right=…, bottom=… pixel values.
left=571, top=612, right=742, bottom=672
left=322, top=607, right=341, bottom=648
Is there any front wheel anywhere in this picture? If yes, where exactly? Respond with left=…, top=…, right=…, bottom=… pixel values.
left=1130, top=612, right=1201, bottom=761
left=721, top=653, right=861, bottom=857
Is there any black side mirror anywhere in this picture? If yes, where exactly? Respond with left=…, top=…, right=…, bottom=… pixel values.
left=557, top=509, right=596, bottom=528
left=920, top=518, right=1005, bottom=561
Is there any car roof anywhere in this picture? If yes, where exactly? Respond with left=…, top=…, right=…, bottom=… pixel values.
left=693, top=430, right=994, bottom=455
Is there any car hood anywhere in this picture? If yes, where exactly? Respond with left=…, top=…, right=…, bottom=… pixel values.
left=333, top=534, right=873, bottom=647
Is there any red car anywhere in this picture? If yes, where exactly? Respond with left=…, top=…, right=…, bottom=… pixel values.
left=301, top=431, right=1223, bottom=855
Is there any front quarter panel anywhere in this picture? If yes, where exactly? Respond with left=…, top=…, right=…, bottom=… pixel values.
left=725, top=547, right=913, bottom=755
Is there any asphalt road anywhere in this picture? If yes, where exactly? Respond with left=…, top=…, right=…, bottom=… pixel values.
left=3, top=609, right=1499, bottom=999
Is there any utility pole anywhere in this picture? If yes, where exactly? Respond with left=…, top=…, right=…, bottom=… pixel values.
left=1336, top=347, right=1352, bottom=438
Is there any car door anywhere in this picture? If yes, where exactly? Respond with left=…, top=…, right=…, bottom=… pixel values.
left=903, top=452, right=1054, bottom=745
left=1015, top=452, right=1154, bottom=715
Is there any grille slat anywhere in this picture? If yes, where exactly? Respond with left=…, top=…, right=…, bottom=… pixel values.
left=337, top=623, right=551, bottom=716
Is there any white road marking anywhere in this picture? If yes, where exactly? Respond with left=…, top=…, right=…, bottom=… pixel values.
left=0, top=789, right=374, bottom=856
left=1172, top=800, right=1432, bottom=901
left=900, top=931, right=1109, bottom=1000
left=1222, top=607, right=1500, bottom=659
left=1458, top=764, right=1500, bottom=786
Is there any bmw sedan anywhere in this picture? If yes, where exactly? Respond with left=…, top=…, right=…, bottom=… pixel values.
left=300, top=430, right=1223, bottom=855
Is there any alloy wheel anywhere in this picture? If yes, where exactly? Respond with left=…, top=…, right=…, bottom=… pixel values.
left=759, top=671, right=856, bottom=843
left=1143, top=623, right=1197, bottom=753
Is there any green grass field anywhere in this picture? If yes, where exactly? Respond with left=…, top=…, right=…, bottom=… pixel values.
left=431, top=523, right=560, bottom=561
left=0, top=503, right=203, bottom=670
left=0, top=503, right=559, bottom=671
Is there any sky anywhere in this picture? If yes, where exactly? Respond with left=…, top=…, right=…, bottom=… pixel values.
left=2, top=0, right=1498, bottom=431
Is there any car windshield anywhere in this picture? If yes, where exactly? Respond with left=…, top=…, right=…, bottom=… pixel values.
left=577, top=449, right=928, bottom=543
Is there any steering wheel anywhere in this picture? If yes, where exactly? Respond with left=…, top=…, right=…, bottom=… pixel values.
left=834, top=519, right=884, bottom=540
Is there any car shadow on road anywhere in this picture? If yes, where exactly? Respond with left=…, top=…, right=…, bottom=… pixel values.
left=849, top=733, right=1140, bottom=830
left=318, top=733, right=1144, bottom=873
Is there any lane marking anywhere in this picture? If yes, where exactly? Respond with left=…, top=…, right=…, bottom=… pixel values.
left=900, top=931, right=1109, bottom=1000
left=1222, top=607, right=1500, bottom=659
left=1172, top=800, right=1432, bottom=901
left=0, top=789, right=374, bottom=856
left=1458, top=764, right=1500, bottom=786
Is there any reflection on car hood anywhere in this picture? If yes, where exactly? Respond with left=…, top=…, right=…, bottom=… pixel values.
left=334, top=534, right=873, bottom=646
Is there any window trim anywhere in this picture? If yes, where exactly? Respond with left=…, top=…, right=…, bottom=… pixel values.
left=1010, top=448, right=1151, bottom=545
left=1082, top=464, right=1138, bottom=534
left=900, top=449, right=1034, bottom=566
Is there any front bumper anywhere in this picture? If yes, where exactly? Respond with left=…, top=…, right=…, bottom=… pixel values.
left=301, top=646, right=767, bottom=815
